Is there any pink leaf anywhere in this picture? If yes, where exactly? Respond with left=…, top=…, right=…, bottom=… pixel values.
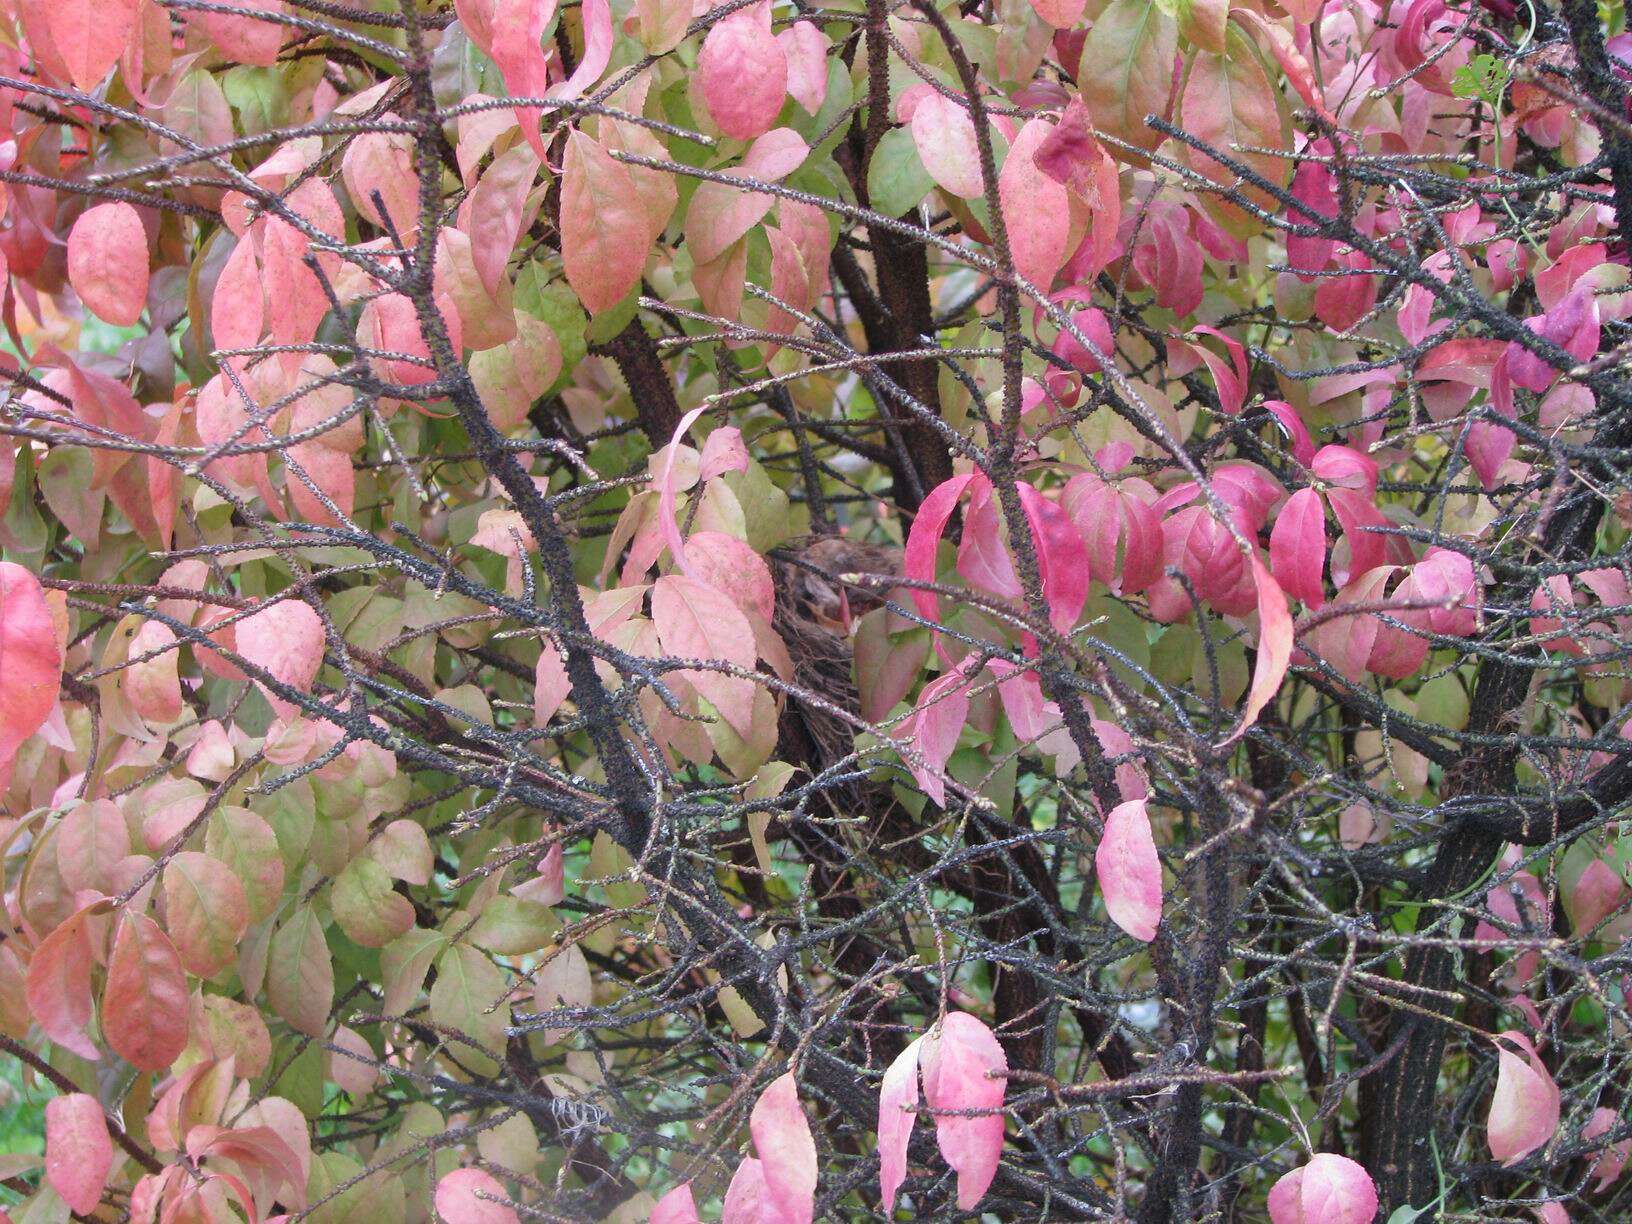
left=1584, top=1106, right=1629, bottom=1190
left=957, top=478, right=1022, bottom=601
left=1296, top=1154, right=1380, bottom=1224
left=1186, top=326, right=1250, bottom=416
left=237, top=599, right=325, bottom=716
left=1045, top=104, right=1122, bottom=282
left=485, top=0, right=558, bottom=157
left=1566, top=858, right=1630, bottom=935
left=699, top=427, right=750, bottom=480
left=750, top=1074, right=817, bottom=1224
left=534, top=640, right=570, bottom=726
left=102, top=912, right=188, bottom=1071
left=908, top=668, right=972, bottom=808
left=1222, top=558, right=1292, bottom=745
left=561, top=130, right=650, bottom=314
left=466, top=143, right=539, bottom=297
left=0, top=562, right=63, bottom=790
left=988, top=660, right=1048, bottom=742
left=1488, top=1030, right=1561, bottom=1164
left=50, top=0, right=137, bottom=91
left=686, top=128, right=810, bottom=266
left=685, top=531, right=776, bottom=622
left=1096, top=798, right=1162, bottom=942
left=68, top=203, right=148, bottom=327
left=1229, top=9, right=1335, bottom=123
left=650, top=1182, right=701, bottom=1224
left=551, top=0, right=612, bottom=99
left=878, top=1037, right=923, bottom=1215
left=999, top=119, right=1072, bottom=292
left=778, top=22, right=829, bottom=114
left=910, top=91, right=984, bottom=200
left=45, top=1093, right=112, bottom=1216
left=903, top=473, right=977, bottom=626
left=435, top=1168, right=521, bottom=1224
left=126, top=621, right=183, bottom=725
left=1269, top=487, right=1327, bottom=609
left=656, top=406, right=708, bottom=579
left=1267, top=1153, right=1377, bottom=1224
left=650, top=574, right=758, bottom=736
left=721, top=1157, right=771, bottom=1224
left=193, top=0, right=288, bottom=66
left=1017, top=482, right=1090, bottom=633
left=698, top=2, right=787, bottom=141
left=211, top=235, right=264, bottom=357
left=1029, top=0, right=1086, bottom=29
left=24, top=909, right=100, bottom=1062
left=1285, top=154, right=1338, bottom=278
left=920, top=1013, right=1007, bottom=1211
left=1262, top=400, right=1316, bottom=466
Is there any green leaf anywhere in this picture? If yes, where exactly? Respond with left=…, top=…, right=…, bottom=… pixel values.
left=867, top=127, right=935, bottom=219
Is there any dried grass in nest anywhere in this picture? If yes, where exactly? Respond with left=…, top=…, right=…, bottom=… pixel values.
left=770, top=536, right=903, bottom=789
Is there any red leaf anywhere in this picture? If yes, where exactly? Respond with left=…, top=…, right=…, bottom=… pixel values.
left=1096, top=798, right=1162, bottom=942
left=1261, top=400, right=1316, bottom=466
left=957, top=477, right=1021, bottom=600
left=67, top=203, right=148, bottom=327
left=103, top=912, right=189, bottom=1071
left=1269, top=487, right=1327, bottom=609
left=1185, top=325, right=1250, bottom=416
left=1029, top=0, right=1086, bottom=28
left=749, top=1073, right=816, bottom=1224
left=45, top=1093, right=112, bottom=1215
left=1016, top=482, right=1090, bottom=633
